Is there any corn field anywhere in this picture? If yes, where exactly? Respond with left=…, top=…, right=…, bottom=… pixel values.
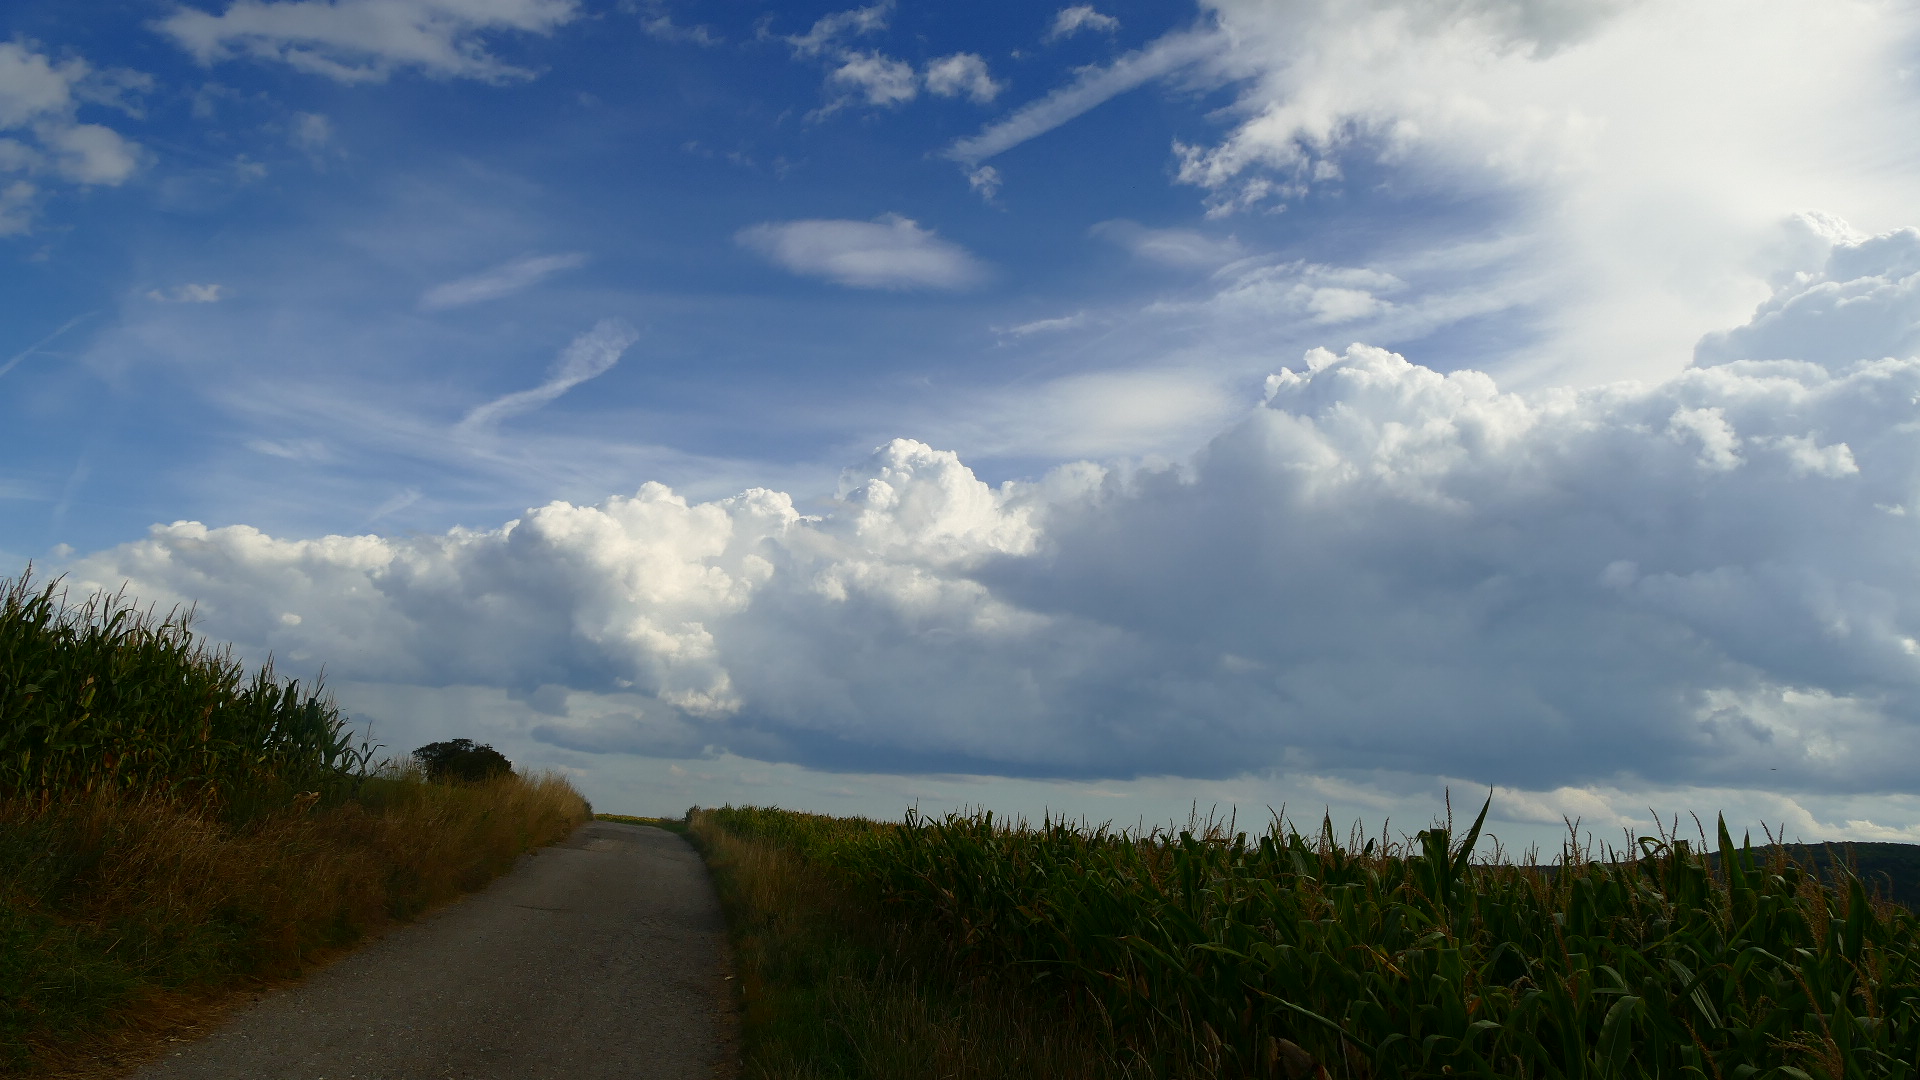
left=701, top=804, right=1920, bottom=1079
left=0, top=572, right=373, bottom=800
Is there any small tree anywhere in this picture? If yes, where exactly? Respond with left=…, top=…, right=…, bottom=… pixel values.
left=412, top=738, right=513, bottom=783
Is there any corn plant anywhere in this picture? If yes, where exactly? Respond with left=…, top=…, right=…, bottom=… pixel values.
left=0, top=572, right=375, bottom=801
left=704, top=803, right=1920, bottom=1079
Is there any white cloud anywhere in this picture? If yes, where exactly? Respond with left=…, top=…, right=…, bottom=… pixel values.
left=156, top=0, right=579, bottom=84
left=827, top=51, right=917, bottom=107
left=62, top=227, right=1920, bottom=802
left=737, top=214, right=987, bottom=291
left=945, top=27, right=1222, bottom=164
left=1092, top=219, right=1244, bottom=268
left=999, top=311, right=1086, bottom=337
left=1200, top=261, right=1404, bottom=324
left=924, top=53, right=1002, bottom=104
left=419, top=251, right=588, bottom=310
left=786, top=5, right=997, bottom=115
left=1047, top=5, right=1120, bottom=41
left=41, top=123, right=140, bottom=185
left=966, top=164, right=1001, bottom=201
left=146, top=283, right=228, bottom=303
left=0, top=43, right=80, bottom=127
left=636, top=1, right=720, bottom=46
left=1696, top=225, right=1920, bottom=369
left=0, top=41, right=142, bottom=214
left=945, top=1, right=1920, bottom=389
left=1170, top=0, right=1920, bottom=385
left=785, top=1, right=891, bottom=58
left=290, top=111, right=332, bottom=150
left=459, top=319, right=638, bottom=432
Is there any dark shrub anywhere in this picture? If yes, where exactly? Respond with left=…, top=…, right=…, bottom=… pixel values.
left=412, top=739, right=512, bottom=784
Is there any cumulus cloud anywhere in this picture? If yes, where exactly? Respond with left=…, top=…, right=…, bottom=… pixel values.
left=156, top=0, right=579, bottom=84
left=786, top=5, right=1001, bottom=115
left=966, top=164, right=1001, bottom=201
left=1696, top=224, right=1920, bottom=370
left=923, top=53, right=1002, bottom=104
left=419, top=251, right=588, bottom=310
left=458, top=318, right=637, bottom=432
left=826, top=51, right=917, bottom=107
left=0, top=41, right=142, bottom=227
left=290, top=111, right=332, bottom=150
left=1175, top=0, right=1920, bottom=383
left=736, top=214, right=987, bottom=291
left=1047, top=5, right=1120, bottom=41
left=66, top=228, right=1920, bottom=798
left=0, top=43, right=81, bottom=128
left=785, top=1, right=891, bottom=58
left=146, top=283, right=227, bottom=302
left=945, top=1, right=1920, bottom=386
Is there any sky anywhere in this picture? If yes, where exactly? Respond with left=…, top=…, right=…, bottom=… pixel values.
left=4, top=0, right=1920, bottom=852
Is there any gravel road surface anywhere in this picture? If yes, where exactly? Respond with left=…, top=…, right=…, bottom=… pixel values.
left=134, top=821, right=736, bottom=1080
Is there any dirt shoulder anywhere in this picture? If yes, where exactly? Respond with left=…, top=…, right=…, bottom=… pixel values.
left=129, top=822, right=737, bottom=1080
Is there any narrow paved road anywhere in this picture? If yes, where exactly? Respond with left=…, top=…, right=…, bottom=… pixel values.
left=135, top=821, right=737, bottom=1080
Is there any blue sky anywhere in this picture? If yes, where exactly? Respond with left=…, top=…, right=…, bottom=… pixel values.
left=7, top=0, right=1920, bottom=847
left=3, top=0, right=1252, bottom=549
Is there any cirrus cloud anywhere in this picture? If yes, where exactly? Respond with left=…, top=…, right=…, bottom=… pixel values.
left=458, top=319, right=638, bottom=433
left=419, top=251, right=588, bottom=311
left=156, top=0, right=580, bottom=84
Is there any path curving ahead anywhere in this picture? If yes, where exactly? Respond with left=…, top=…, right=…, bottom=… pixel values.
left=135, top=821, right=737, bottom=1080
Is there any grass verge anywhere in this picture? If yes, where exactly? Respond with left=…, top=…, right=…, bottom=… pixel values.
left=684, top=807, right=1128, bottom=1080
left=0, top=769, right=591, bottom=1077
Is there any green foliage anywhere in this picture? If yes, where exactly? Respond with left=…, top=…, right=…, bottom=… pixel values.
left=0, top=571, right=374, bottom=802
left=703, top=804, right=1920, bottom=1079
left=687, top=808, right=1118, bottom=1080
left=412, top=738, right=513, bottom=784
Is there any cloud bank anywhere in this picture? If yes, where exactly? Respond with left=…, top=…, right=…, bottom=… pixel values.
left=737, top=215, right=987, bottom=291
left=67, top=225, right=1920, bottom=801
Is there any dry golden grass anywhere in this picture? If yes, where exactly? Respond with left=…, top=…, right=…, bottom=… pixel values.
left=1, top=769, right=591, bottom=1078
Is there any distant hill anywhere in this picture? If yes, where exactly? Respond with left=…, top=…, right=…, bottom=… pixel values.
left=1710, top=842, right=1920, bottom=910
